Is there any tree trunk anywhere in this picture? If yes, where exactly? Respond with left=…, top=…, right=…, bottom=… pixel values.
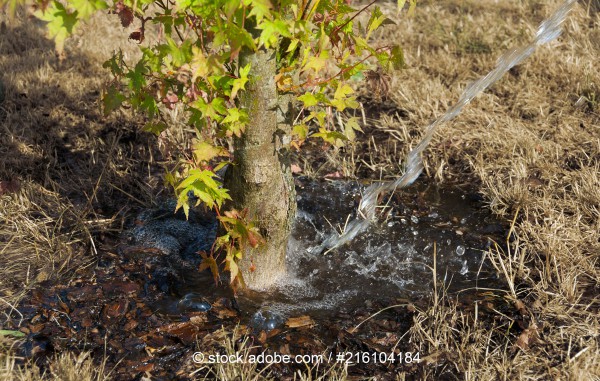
left=225, top=48, right=296, bottom=290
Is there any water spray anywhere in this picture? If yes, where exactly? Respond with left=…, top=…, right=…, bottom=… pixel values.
left=316, top=0, right=579, bottom=254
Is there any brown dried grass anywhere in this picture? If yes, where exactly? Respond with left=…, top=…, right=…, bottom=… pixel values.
left=1, top=0, right=599, bottom=379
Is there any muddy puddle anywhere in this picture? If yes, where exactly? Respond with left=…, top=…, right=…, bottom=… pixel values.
left=155, top=178, right=507, bottom=329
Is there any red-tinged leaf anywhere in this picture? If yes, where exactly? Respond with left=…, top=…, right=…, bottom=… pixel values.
left=246, top=230, right=262, bottom=248
left=161, top=91, right=179, bottom=109
left=129, top=28, right=144, bottom=43
left=114, top=1, right=133, bottom=27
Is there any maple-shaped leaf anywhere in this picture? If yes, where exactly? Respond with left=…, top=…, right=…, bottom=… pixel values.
left=230, top=64, right=251, bottom=101
left=225, top=253, right=240, bottom=284
left=176, top=169, right=231, bottom=214
left=102, top=85, right=125, bottom=115
left=192, top=140, right=229, bottom=163
left=257, top=19, right=291, bottom=48
left=113, top=1, right=133, bottom=27
left=143, top=122, right=168, bottom=135
left=34, top=1, right=79, bottom=55
left=390, top=45, right=406, bottom=70
left=198, top=252, right=220, bottom=284
left=302, top=49, right=329, bottom=74
left=298, top=92, right=319, bottom=107
left=245, top=0, right=272, bottom=23
left=129, top=28, right=144, bottom=43
left=313, top=128, right=348, bottom=147
left=71, top=0, right=108, bottom=20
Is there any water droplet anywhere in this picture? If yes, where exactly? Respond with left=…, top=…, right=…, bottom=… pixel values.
left=456, top=245, right=466, bottom=256
left=387, top=221, right=395, bottom=227
left=428, top=212, right=439, bottom=219
left=411, top=215, right=419, bottom=224
left=401, top=218, right=407, bottom=225
left=460, top=217, right=467, bottom=225
left=412, top=230, right=418, bottom=236
left=460, top=260, right=468, bottom=275
left=177, top=293, right=211, bottom=312
left=250, top=310, right=284, bottom=332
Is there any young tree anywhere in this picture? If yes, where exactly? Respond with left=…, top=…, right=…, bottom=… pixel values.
left=6, top=0, right=410, bottom=290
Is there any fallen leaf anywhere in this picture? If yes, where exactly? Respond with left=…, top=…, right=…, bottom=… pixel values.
left=420, top=351, right=443, bottom=365
left=285, top=315, right=315, bottom=328
left=324, top=171, right=342, bottom=179
left=514, top=324, right=540, bottom=351
left=291, top=164, right=302, bottom=174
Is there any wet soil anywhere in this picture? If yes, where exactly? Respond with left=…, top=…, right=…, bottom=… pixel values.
left=3, top=177, right=515, bottom=380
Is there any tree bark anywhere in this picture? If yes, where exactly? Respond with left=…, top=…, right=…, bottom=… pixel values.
left=225, top=48, right=296, bottom=290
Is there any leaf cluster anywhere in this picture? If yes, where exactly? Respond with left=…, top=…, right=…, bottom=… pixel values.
left=8, top=0, right=412, bottom=287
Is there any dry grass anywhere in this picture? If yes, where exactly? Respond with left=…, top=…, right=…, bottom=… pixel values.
left=353, top=0, right=600, bottom=379
left=1, top=0, right=600, bottom=379
left=1, top=335, right=111, bottom=381
left=194, top=327, right=351, bottom=381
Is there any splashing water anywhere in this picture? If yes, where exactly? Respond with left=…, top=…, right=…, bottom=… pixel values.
left=317, top=0, right=578, bottom=253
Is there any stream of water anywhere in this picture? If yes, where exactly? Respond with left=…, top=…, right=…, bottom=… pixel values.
left=317, top=0, right=578, bottom=253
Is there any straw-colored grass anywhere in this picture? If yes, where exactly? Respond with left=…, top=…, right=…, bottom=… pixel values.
left=1, top=0, right=599, bottom=379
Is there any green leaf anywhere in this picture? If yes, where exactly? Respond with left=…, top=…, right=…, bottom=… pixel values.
left=298, top=92, right=319, bottom=108
left=258, top=19, right=291, bottom=48
left=191, top=97, right=227, bottom=122
left=230, top=63, right=251, bottom=100
left=390, top=45, right=406, bottom=70
left=331, top=83, right=356, bottom=111
left=230, top=22, right=257, bottom=54
left=367, top=6, right=385, bottom=33
left=126, top=60, right=147, bottom=92
left=144, top=122, right=168, bottom=135
left=34, top=1, right=80, bottom=54
left=313, top=128, right=348, bottom=146
left=102, top=51, right=125, bottom=76
left=293, top=124, right=309, bottom=140
left=226, top=256, right=239, bottom=284
left=102, top=85, right=125, bottom=115
left=302, top=49, right=329, bottom=74
left=0, top=330, right=25, bottom=338
left=343, top=116, right=362, bottom=141
left=71, top=0, right=108, bottom=19
left=245, top=0, right=272, bottom=23
left=176, top=169, right=231, bottom=211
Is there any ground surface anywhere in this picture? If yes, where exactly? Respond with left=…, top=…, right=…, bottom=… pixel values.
left=1, top=0, right=599, bottom=380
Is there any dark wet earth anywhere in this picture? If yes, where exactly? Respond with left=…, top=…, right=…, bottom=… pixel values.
left=7, top=178, right=513, bottom=380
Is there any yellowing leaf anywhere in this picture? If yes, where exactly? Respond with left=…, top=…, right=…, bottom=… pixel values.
left=199, top=252, right=220, bottom=284
left=34, top=1, right=80, bottom=55
left=230, top=63, right=251, bottom=100
left=298, top=92, right=319, bottom=107
left=193, top=140, right=229, bottom=163
left=303, top=50, right=329, bottom=74
left=71, top=0, right=108, bottom=19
